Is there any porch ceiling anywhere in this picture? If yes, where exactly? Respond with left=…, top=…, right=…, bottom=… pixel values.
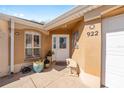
left=48, top=17, right=83, bottom=32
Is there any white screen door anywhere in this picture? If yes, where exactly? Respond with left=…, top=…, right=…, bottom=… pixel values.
left=52, top=35, right=69, bottom=62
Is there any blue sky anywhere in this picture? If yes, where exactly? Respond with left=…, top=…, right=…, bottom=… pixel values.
left=0, top=5, right=74, bottom=23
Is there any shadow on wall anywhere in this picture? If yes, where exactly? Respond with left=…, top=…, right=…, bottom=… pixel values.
left=70, top=20, right=84, bottom=74
left=71, top=19, right=101, bottom=77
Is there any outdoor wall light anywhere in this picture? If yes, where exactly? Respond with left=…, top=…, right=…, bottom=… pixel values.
left=89, top=24, right=95, bottom=30
left=15, top=32, right=20, bottom=36
left=62, top=24, right=67, bottom=28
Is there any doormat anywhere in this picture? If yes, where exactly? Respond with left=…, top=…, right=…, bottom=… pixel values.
left=55, top=62, right=67, bottom=66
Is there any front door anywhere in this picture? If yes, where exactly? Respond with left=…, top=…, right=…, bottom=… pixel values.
left=52, top=35, right=69, bottom=62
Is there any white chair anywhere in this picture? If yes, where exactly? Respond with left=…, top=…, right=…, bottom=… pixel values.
left=66, top=58, right=79, bottom=76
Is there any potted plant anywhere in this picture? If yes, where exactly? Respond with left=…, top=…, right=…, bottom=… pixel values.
left=46, top=50, right=54, bottom=63
left=44, top=57, right=50, bottom=68
left=33, top=58, right=44, bottom=73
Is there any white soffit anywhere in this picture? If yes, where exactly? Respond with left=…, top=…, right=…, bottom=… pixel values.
left=44, top=5, right=102, bottom=30
left=84, top=5, right=122, bottom=22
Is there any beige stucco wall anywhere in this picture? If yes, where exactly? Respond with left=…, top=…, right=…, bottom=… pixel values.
left=14, top=29, right=24, bottom=64
left=0, top=19, right=9, bottom=76
left=84, top=19, right=101, bottom=77
left=41, top=31, right=50, bottom=58
left=71, top=19, right=101, bottom=77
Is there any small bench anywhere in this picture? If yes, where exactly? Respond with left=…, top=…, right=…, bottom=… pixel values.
left=66, top=58, right=79, bottom=76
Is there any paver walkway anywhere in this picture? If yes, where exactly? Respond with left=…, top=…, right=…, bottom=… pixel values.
left=0, top=64, right=88, bottom=88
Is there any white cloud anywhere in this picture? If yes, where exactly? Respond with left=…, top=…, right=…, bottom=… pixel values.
left=13, top=13, right=24, bottom=17
left=19, top=13, right=24, bottom=17
left=13, top=13, right=17, bottom=16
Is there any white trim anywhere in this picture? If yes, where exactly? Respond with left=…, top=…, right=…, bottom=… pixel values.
left=10, top=19, right=14, bottom=73
left=84, top=15, right=101, bottom=22
left=101, top=5, right=123, bottom=15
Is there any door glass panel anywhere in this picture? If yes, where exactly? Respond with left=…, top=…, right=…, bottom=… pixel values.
left=34, top=35, right=40, bottom=47
left=59, top=37, right=66, bottom=49
left=53, top=37, right=56, bottom=49
left=26, top=34, right=32, bottom=47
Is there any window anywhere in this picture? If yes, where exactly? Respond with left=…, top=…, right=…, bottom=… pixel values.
left=72, top=31, right=79, bottom=49
left=25, top=32, right=41, bottom=59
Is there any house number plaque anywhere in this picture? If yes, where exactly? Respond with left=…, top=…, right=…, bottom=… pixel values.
left=87, top=31, right=98, bottom=37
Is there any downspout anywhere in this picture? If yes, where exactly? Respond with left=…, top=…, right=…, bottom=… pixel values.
left=9, top=18, right=14, bottom=74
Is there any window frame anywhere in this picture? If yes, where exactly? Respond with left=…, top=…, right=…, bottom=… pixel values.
left=24, top=31, right=41, bottom=59
left=72, top=31, right=79, bottom=49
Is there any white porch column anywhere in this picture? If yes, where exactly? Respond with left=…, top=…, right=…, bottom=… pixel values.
left=10, top=19, right=14, bottom=73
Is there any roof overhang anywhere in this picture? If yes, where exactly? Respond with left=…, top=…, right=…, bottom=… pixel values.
left=44, top=5, right=102, bottom=31
left=0, top=13, right=48, bottom=35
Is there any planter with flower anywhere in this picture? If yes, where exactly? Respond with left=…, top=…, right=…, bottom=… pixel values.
left=33, top=58, right=44, bottom=73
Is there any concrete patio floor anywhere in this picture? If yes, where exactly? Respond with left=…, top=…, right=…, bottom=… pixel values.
left=0, top=63, right=88, bottom=88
